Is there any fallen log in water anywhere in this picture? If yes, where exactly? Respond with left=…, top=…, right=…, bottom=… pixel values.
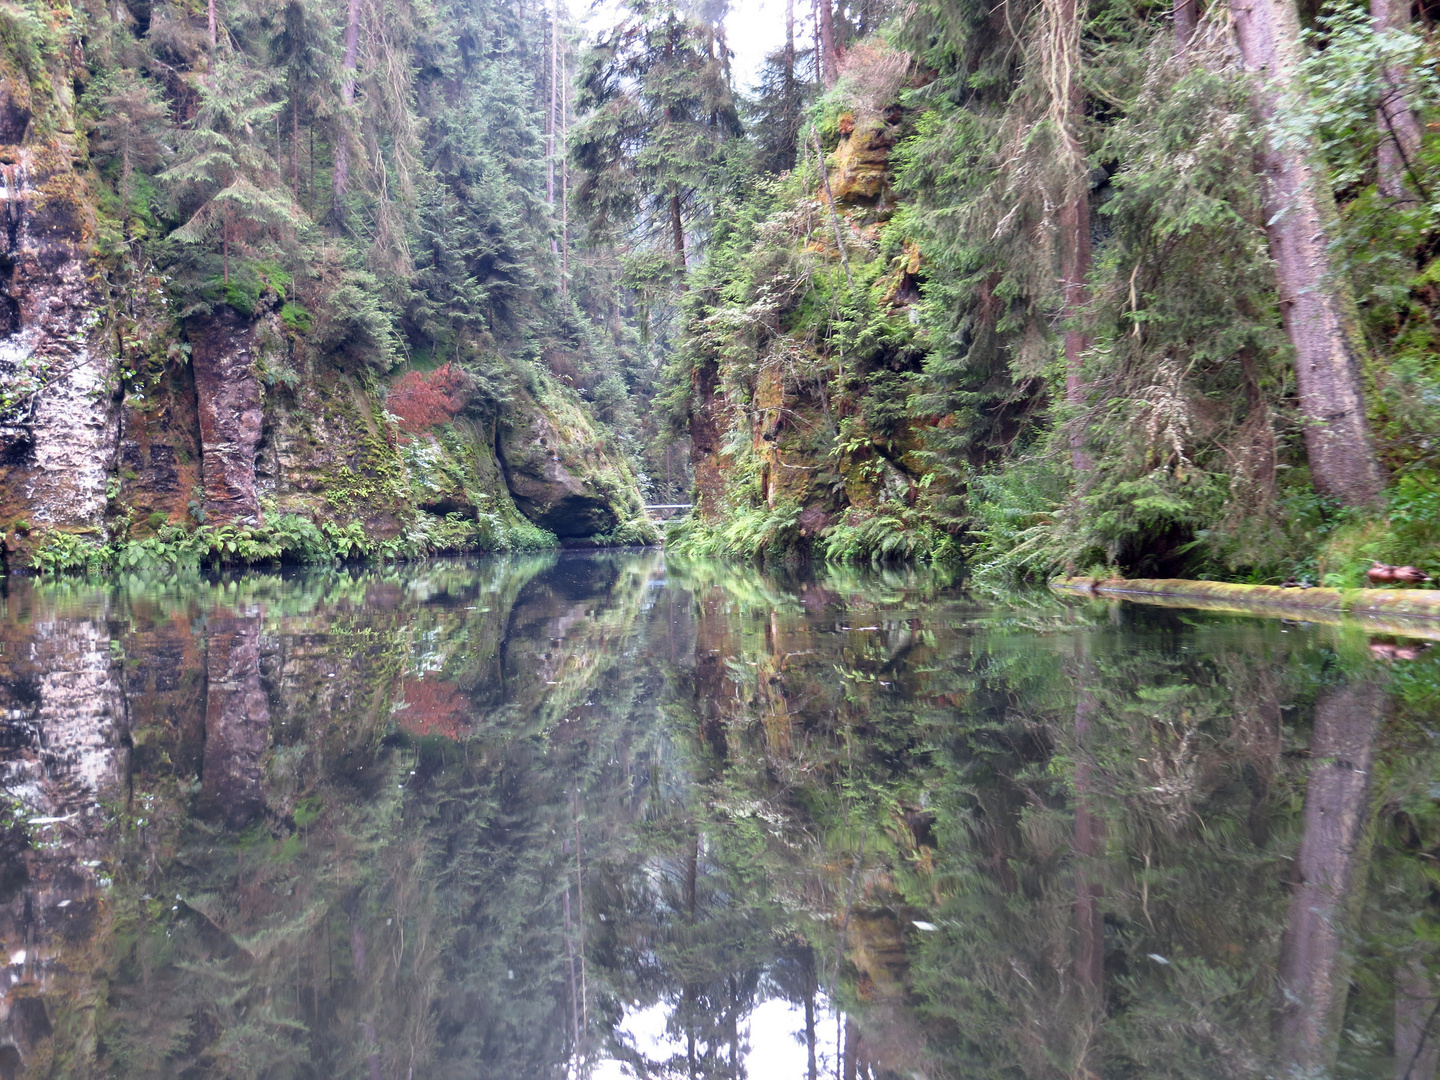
left=1050, top=576, right=1440, bottom=640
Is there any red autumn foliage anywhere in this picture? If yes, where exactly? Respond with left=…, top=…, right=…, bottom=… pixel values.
left=387, top=363, right=468, bottom=434
left=395, top=677, right=471, bottom=740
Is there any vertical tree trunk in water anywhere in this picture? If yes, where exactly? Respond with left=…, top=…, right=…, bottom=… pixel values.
left=1052, top=0, right=1092, bottom=473
left=1274, top=679, right=1389, bottom=1075
left=816, top=0, right=838, bottom=89
left=843, top=1016, right=860, bottom=1080
left=1072, top=688, right=1104, bottom=1031
left=804, top=950, right=819, bottom=1080
left=1230, top=0, right=1386, bottom=507
left=1174, top=0, right=1198, bottom=52
left=1372, top=0, right=1423, bottom=202
left=334, top=0, right=360, bottom=209
left=1396, top=956, right=1440, bottom=1080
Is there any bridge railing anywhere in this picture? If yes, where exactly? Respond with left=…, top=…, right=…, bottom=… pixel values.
left=643, top=504, right=693, bottom=522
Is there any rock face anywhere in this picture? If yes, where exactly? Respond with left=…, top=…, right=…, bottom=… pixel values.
left=497, top=393, right=631, bottom=539
left=0, top=55, right=651, bottom=560
left=0, top=98, right=118, bottom=540
left=187, top=308, right=265, bottom=526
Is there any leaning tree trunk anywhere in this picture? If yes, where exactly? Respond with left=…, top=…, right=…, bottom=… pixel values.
left=1230, top=0, right=1387, bottom=508
left=816, top=0, right=838, bottom=89
left=1274, top=679, right=1390, bottom=1074
left=1395, top=955, right=1440, bottom=1080
left=1174, top=0, right=1199, bottom=52
left=1372, top=0, right=1423, bottom=203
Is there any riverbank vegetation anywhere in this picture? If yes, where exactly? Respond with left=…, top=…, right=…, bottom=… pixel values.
left=7, top=0, right=1440, bottom=581
left=631, top=0, right=1440, bottom=587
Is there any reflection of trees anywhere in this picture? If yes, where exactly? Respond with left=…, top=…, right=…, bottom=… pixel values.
left=1, top=559, right=1439, bottom=1078
left=1274, top=679, right=1389, bottom=1076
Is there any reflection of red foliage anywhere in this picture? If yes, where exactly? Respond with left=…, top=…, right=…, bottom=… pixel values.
left=387, top=363, right=467, bottom=434
left=396, top=677, right=471, bottom=740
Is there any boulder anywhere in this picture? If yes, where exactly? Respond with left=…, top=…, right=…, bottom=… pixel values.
left=498, top=403, right=619, bottom=538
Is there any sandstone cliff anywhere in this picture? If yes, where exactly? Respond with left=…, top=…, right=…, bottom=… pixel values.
left=0, top=34, right=652, bottom=571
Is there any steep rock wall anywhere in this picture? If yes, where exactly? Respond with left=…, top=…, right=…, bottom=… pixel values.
left=0, top=83, right=118, bottom=548
left=187, top=308, right=265, bottom=526
left=0, top=42, right=651, bottom=566
left=686, top=101, right=926, bottom=552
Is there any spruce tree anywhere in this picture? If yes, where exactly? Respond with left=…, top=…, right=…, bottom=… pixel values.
left=572, top=0, right=742, bottom=272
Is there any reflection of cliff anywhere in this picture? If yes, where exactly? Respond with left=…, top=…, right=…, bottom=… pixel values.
left=198, top=610, right=270, bottom=828
left=0, top=582, right=126, bottom=1075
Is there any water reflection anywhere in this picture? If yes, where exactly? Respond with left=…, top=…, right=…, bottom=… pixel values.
left=0, top=553, right=1431, bottom=1077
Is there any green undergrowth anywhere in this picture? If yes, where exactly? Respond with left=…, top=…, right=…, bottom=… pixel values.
left=666, top=502, right=960, bottom=565
left=27, top=512, right=557, bottom=575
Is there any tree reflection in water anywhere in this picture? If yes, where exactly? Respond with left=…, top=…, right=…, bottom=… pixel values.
left=0, top=553, right=1429, bottom=1078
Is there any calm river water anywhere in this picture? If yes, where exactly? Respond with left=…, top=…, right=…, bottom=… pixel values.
left=0, top=550, right=1434, bottom=1078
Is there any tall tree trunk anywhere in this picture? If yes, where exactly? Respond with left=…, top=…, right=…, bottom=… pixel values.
left=1396, top=956, right=1440, bottom=1080
left=671, top=190, right=685, bottom=265
left=804, top=949, right=818, bottom=1080
left=785, top=0, right=796, bottom=92
left=561, top=35, right=569, bottom=294
left=1052, top=0, right=1093, bottom=472
left=1373, top=0, right=1423, bottom=203
left=208, top=0, right=217, bottom=49
left=816, top=0, right=838, bottom=89
left=1274, top=679, right=1389, bottom=1074
left=1230, top=0, right=1387, bottom=507
left=1174, top=0, right=1199, bottom=52
left=333, top=0, right=360, bottom=209
left=292, top=98, right=300, bottom=201
left=547, top=4, right=557, bottom=207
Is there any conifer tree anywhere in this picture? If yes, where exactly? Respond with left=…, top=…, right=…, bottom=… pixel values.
left=91, top=72, right=169, bottom=231
left=572, top=0, right=742, bottom=270
left=161, top=60, right=305, bottom=291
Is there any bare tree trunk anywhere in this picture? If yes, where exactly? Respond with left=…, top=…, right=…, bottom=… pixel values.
left=1053, top=0, right=1093, bottom=473
left=1174, top=0, right=1199, bottom=52
left=208, top=0, right=217, bottom=49
left=1274, top=679, right=1389, bottom=1075
left=1372, top=0, right=1424, bottom=203
left=786, top=0, right=796, bottom=87
left=816, top=0, right=838, bottom=89
left=1230, top=0, right=1386, bottom=508
left=1396, top=956, right=1440, bottom=1080
left=843, top=1017, right=859, bottom=1080
left=333, top=0, right=360, bottom=209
